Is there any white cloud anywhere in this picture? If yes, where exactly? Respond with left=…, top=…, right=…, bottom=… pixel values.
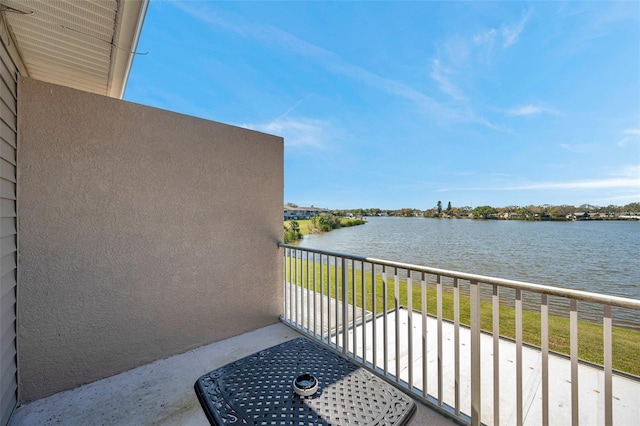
left=430, top=59, right=464, bottom=100
left=178, top=2, right=481, bottom=126
left=560, top=143, right=590, bottom=154
left=183, top=2, right=514, bottom=133
left=509, top=178, right=640, bottom=190
left=618, top=129, right=640, bottom=146
left=590, top=192, right=640, bottom=204
left=506, top=104, right=559, bottom=116
left=474, top=10, right=532, bottom=50
left=508, top=105, right=543, bottom=115
left=243, top=117, right=329, bottom=149
left=439, top=177, right=640, bottom=192
left=617, top=137, right=631, bottom=147
left=473, top=28, right=497, bottom=45
left=502, top=10, right=532, bottom=48
left=611, top=165, right=640, bottom=178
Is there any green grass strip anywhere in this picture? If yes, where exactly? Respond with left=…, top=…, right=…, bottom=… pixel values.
left=284, top=256, right=640, bottom=376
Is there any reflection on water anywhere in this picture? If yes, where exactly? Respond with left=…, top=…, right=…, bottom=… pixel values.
left=296, top=217, right=640, bottom=329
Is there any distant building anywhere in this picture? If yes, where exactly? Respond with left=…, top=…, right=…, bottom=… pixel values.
left=503, top=212, right=524, bottom=220
left=284, top=206, right=330, bottom=221
left=572, top=212, right=590, bottom=221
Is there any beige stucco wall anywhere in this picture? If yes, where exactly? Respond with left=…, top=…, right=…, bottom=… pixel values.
left=17, top=77, right=284, bottom=402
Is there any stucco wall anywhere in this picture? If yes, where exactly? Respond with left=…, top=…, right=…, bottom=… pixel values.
left=17, top=77, right=284, bottom=401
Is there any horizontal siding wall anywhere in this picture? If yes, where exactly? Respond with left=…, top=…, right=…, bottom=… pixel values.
left=0, top=35, right=18, bottom=426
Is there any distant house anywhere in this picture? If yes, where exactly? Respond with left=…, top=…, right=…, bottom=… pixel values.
left=572, top=212, right=590, bottom=221
left=284, top=206, right=330, bottom=220
left=619, top=212, right=640, bottom=220
left=503, top=212, right=523, bottom=220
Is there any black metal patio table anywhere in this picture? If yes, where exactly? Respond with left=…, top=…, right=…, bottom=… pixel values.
left=194, top=337, right=416, bottom=425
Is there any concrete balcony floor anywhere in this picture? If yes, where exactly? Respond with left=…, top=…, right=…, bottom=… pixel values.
left=9, top=323, right=456, bottom=426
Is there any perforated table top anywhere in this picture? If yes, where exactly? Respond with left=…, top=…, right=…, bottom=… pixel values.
left=194, top=337, right=416, bottom=425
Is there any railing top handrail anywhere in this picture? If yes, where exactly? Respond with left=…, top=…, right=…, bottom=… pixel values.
left=279, top=243, right=640, bottom=310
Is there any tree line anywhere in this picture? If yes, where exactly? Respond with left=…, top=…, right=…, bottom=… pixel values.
left=330, top=202, right=640, bottom=220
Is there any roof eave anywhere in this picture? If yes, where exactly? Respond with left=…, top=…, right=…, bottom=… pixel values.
left=107, top=0, right=150, bottom=99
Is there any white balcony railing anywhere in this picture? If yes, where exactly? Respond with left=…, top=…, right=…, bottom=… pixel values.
left=279, top=243, right=640, bottom=426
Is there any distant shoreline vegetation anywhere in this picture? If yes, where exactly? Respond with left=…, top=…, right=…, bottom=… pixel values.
left=329, top=201, right=640, bottom=221
left=284, top=213, right=366, bottom=243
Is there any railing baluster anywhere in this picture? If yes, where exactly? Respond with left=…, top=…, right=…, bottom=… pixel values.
left=306, top=250, right=310, bottom=331
left=372, top=263, right=377, bottom=371
left=422, top=272, right=427, bottom=398
left=327, top=256, right=332, bottom=346
left=342, top=257, right=348, bottom=355
left=326, top=257, right=330, bottom=344
left=437, top=275, right=443, bottom=406
left=361, top=261, right=367, bottom=364
left=294, top=249, right=298, bottom=327
left=352, top=260, right=357, bottom=358
left=395, top=268, right=400, bottom=383
left=320, top=254, right=325, bottom=343
left=334, top=256, right=339, bottom=348
left=383, top=266, right=388, bottom=376
left=288, top=248, right=293, bottom=324
left=493, top=285, right=500, bottom=426
left=516, top=288, right=523, bottom=426
left=313, top=253, right=317, bottom=337
left=283, top=248, right=287, bottom=321
left=604, top=304, right=612, bottom=426
left=570, top=299, right=579, bottom=426
left=541, top=294, right=549, bottom=426
left=407, top=272, right=413, bottom=391
left=454, top=278, right=460, bottom=415
left=470, top=280, right=481, bottom=426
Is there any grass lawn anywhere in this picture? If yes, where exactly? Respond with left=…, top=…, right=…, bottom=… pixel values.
left=284, top=218, right=365, bottom=236
left=283, top=256, right=640, bottom=376
left=284, top=219, right=312, bottom=235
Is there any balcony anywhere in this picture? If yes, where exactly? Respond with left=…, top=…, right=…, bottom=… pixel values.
left=9, top=243, right=639, bottom=426
left=2, top=10, right=638, bottom=424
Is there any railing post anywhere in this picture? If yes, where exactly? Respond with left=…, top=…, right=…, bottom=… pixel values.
left=470, top=280, right=481, bottom=426
left=282, top=247, right=290, bottom=320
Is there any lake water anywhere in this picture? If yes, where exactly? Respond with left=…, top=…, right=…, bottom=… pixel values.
left=297, top=217, right=640, bottom=327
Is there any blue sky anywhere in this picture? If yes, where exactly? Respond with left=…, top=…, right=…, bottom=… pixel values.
left=125, top=1, right=640, bottom=210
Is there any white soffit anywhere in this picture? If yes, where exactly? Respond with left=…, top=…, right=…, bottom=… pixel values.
left=0, top=0, right=148, bottom=98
